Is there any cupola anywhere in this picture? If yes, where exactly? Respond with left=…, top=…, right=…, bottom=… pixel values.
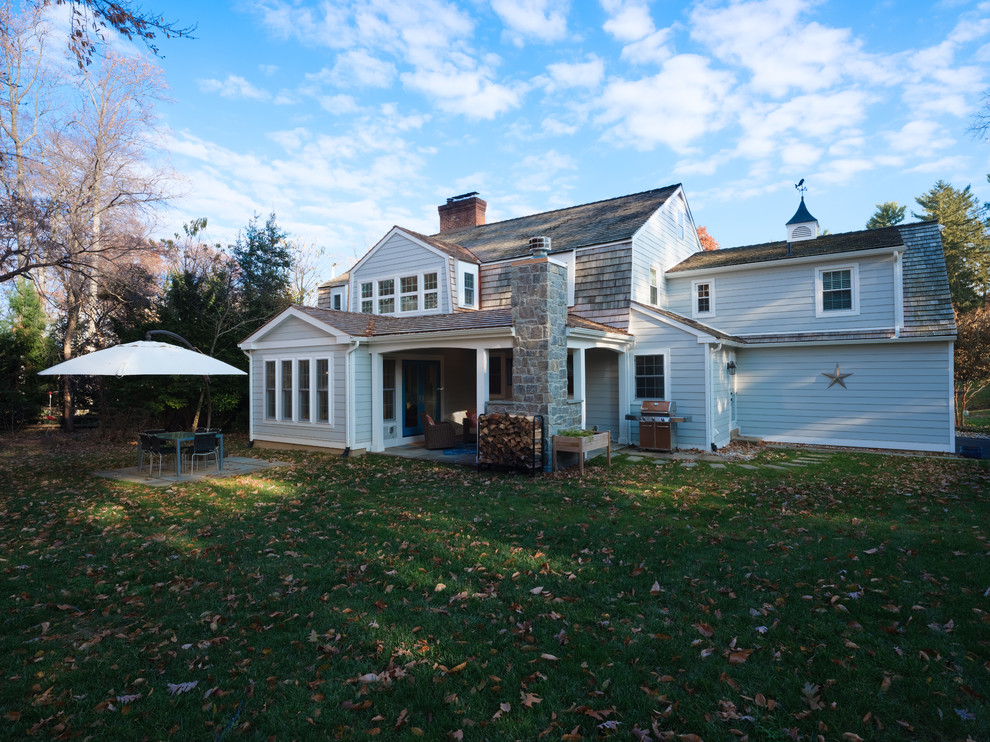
left=786, top=193, right=818, bottom=242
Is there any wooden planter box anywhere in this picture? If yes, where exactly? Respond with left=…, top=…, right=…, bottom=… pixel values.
left=552, top=432, right=611, bottom=474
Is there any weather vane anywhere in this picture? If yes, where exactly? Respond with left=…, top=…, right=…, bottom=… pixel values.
left=795, top=178, right=807, bottom=195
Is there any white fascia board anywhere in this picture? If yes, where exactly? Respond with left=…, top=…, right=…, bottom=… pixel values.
left=630, top=302, right=738, bottom=346
left=367, top=326, right=514, bottom=352
left=738, top=335, right=954, bottom=349
left=239, top=306, right=351, bottom=349
left=349, top=227, right=463, bottom=278
left=566, top=327, right=634, bottom=351
left=666, top=246, right=899, bottom=278
left=629, top=184, right=682, bottom=245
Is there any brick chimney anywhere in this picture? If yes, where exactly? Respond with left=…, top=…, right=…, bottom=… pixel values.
left=438, top=192, right=487, bottom=233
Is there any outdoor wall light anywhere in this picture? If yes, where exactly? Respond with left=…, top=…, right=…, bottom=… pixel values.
left=726, top=360, right=737, bottom=375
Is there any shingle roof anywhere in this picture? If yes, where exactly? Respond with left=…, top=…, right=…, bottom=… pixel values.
left=667, top=225, right=906, bottom=273
left=897, top=222, right=956, bottom=337
left=431, top=185, right=680, bottom=262
left=631, top=302, right=743, bottom=342
left=667, top=220, right=955, bottom=340
left=291, top=305, right=628, bottom=337
left=401, top=228, right=481, bottom=264
left=317, top=271, right=350, bottom=289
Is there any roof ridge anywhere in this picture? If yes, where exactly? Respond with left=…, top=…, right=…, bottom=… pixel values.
left=430, top=184, right=680, bottom=237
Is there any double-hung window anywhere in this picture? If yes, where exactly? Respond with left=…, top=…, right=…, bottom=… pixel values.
left=316, top=359, right=330, bottom=423
left=360, top=282, right=373, bottom=313
left=489, top=351, right=513, bottom=399
left=297, top=359, right=310, bottom=422
left=400, top=276, right=418, bottom=312
left=649, top=267, right=659, bottom=305
left=635, top=354, right=665, bottom=399
left=423, top=272, right=439, bottom=310
left=280, top=360, right=293, bottom=420
left=816, top=265, right=859, bottom=317
left=382, top=359, right=396, bottom=421
left=693, top=280, right=714, bottom=317
left=265, top=361, right=276, bottom=419
left=378, top=279, right=395, bottom=314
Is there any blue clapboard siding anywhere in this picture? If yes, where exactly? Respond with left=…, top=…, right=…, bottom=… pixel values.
left=585, top=349, right=620, bottom=439
left=665, top=254, right=896, bottom=334
left=351, top=233, right=450, bottom=313
left=628, top=312, right=708, bottom=449
left=632, top=192, right=700, bottom=308
left=736, top=342, right=953, bottom=451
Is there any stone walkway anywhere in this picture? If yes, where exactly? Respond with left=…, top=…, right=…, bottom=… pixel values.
left=626, top=448, right=836, bottom=473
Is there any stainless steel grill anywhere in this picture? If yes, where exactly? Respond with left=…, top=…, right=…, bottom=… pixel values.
left=636, top=400, right=682, bottom=452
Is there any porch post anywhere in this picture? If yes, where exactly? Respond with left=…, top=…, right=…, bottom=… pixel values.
left=371, top=350, right=384, bottom=452
left=574, top=348, right=586, bottom=429
left=476, top=347, right=488, bottom=417
left=618, top=349, right=631, bottom=444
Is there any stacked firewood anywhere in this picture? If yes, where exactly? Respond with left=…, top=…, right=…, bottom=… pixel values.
left=478, top=413, right=543, bottom=470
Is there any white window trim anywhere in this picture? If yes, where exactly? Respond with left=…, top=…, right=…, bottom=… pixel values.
left=633, top=349, right=670, bottom=401
left=330, top=287, right=346, bottom=311
left=649, top=265, right=660, bottom=306
left=457, top=260, right=479, bottom=309
left=692, top=279, right=715, bottom=318
left=815, top=264, right=860, bottom=318
left=357, top=271, right=443, bottom=316
left=264, top=354, right=333, bottom=425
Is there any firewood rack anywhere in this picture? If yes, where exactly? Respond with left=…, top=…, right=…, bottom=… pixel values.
left=477, top=413, right=546, bottom=475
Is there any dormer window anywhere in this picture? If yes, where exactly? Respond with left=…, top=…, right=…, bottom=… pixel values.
left=457, top=260, right=479, bottom=309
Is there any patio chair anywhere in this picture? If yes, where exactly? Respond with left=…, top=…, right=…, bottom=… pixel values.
left=185, top=431, right=220, bottom=473
left=142, top=433, right=173, bottom=478
left=420, top=413, right=456, bottom=450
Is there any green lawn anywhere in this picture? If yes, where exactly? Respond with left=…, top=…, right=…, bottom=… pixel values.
left=1, top=433, right=988, bottom=741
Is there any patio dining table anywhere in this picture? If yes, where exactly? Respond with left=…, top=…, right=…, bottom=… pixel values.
left=138, top=431, right=225, bottom=477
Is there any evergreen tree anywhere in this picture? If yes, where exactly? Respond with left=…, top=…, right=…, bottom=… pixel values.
left=866, top=201, right=906, bottom=229
left=0, top=279, right=52, bottom=430
left=914, top=180, right=990, bottom=311
left=232, top=212, right=293, bottom=329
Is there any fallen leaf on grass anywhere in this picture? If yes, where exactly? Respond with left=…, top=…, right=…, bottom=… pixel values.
left=693, top=622, right=715, bottom=638
left=521, top=692, right=542, bottom=708
left=167, top=681, right=199, bottom=696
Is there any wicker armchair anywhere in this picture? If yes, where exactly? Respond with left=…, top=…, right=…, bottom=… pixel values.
left=420, top=413, right=456, bottom=449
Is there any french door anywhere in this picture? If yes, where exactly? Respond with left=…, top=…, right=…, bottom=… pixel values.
left=401, top=360, right=441, bottom=437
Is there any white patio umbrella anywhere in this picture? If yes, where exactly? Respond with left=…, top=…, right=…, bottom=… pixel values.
left=38, top=341, right=246, bottom=377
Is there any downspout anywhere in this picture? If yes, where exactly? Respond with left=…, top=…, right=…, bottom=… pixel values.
left=704, top=340, right=714, bottom=451
left=893, top=249, right=904, bottom=338
left=344, top=337, right=362, bottom=456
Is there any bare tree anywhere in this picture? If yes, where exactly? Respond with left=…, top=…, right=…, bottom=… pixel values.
left=36, top=0, right=195, bottom=66
left=39, top=51, right=172, bottom=428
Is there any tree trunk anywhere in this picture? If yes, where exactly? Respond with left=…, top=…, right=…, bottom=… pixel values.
left=61, top=303, right=78, bottom=432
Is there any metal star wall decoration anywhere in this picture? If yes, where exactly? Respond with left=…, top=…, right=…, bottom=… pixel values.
left=822, top=364, right=852, bottom=389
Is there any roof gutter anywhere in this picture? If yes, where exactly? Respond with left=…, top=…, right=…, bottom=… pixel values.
left=667, top=245, right=900, bottom=278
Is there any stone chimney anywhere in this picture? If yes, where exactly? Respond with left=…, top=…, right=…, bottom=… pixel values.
left=438, top=192, right=487, bottom=233
left=487, top=237, right=580, bottom=465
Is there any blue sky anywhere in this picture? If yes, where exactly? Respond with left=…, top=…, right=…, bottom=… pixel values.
left=148, top=0, right=990, bottom=273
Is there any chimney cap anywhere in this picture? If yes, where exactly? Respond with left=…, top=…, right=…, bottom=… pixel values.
left=446, top=191, right=480, bottom=204
left=529, top=236, right=551, bottom=258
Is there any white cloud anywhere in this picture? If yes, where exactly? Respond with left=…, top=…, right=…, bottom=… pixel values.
left=885, top=120, right=954, bottom=153
left=817, top=157, right=875, bottom=184
left=491, top=0, right=568, bottom=44
left=780, top=141, right=822, bottom=167
left=197, top=75, right=270, bottom=101
left=544, top=57, right=605, bottom=91
left=620, top=29, right=674, bottom=66
left=600, top=0, right=654, bottom=43
left=401, top=66, right=523, bottom=118
left=330, top=50, right=396, bottom=88
left=689, top=0, right=887, bottom=97
left=542, top=116, right=580, bottom=135
left=259, top=64, right=279, bottom=77
left=597, top=55, right=736, bottom=151
left=514, top=149, right=578, bottom=191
